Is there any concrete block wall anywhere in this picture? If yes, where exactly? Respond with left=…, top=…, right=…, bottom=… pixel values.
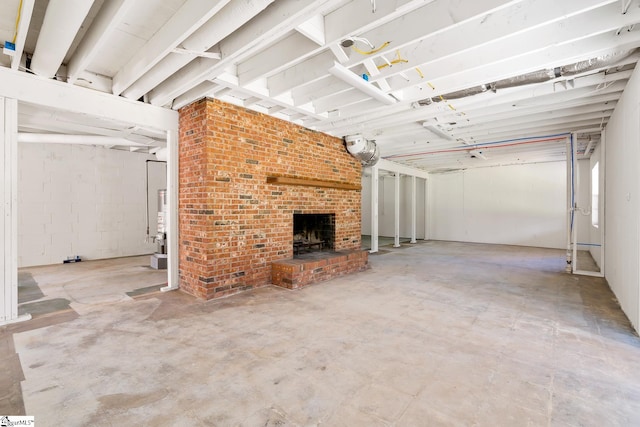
left=18, top=143, right=165, bottom=267
left=178, top=98, right=362, bottom=300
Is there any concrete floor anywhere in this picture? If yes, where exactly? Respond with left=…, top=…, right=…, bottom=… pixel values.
left=1, top=242, right=639, bottom=426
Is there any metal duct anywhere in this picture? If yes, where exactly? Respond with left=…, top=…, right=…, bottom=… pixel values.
left=344, top=134, right=380, bottom=167
left=423, top=49, right=636, bottom=106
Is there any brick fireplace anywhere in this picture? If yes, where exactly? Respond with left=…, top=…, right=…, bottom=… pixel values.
left=178, top=98, right=368, bottom=300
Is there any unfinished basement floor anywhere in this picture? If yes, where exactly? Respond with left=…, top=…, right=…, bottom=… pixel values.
left=2, top=242, right=639, bottom=426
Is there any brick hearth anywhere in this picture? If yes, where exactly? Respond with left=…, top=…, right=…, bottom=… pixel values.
left=178, top=97, right=368, bottom=300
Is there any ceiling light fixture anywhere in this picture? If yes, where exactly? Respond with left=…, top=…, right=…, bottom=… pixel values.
left=328, top=62, right=397, bottom=105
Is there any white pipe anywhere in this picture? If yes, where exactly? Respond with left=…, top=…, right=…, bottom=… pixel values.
left=565, top=136, right=573, bottom=273
left=329, top=62, right=397, bottom=105
left=30, top=0, right=95, bottom=78
left=18, top=133, right=149, bottom=147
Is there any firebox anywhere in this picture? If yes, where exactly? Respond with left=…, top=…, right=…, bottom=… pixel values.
left=293, top=213, right=335, bottom=256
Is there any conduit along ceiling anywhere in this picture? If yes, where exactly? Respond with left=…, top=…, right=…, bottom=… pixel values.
left=1, top=0, right=640, bottom=170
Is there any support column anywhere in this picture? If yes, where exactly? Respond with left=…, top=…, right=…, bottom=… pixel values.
left=424, top=177, right=429, bottom=240
left=394, top=173, right=401, bottom=247
left=1, top=97, right=30, bottom=325
left=410, top=175, right=417, bottom=243
left=162, top=128, right=179, bottom=291
left=370, top=165, right=379, bottom=253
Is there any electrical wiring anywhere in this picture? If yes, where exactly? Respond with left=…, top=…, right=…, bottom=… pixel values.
left=376, top=50, right=408, bottom=70
left=13, top=0, right=23, bottom=44
left=352, top=41, right=390, bottom=55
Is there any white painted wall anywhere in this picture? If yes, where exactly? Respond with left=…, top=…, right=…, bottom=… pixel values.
left=361, top=172, right=426, bottom=238
left=18, top=143, right=166, bottom=267
left=589, top=144, right=603, bottom=267
left=603, top=64, right=640, bottom=332
left=575, top=159, right=591, bottom=249
left=428, top=162, right=567, bottom=249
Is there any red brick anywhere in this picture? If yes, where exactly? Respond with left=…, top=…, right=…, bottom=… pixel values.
left=179, top=98, right=363, bottom=299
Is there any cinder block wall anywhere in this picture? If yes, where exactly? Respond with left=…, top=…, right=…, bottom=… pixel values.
left=18, top=144, right=165, bottom=267
left=178, top=98, right=362, bottom=299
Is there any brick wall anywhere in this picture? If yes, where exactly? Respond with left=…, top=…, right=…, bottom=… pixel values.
left=179, top=98, right=362, bottom=299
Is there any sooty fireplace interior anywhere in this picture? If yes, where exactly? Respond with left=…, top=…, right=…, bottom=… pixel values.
left=293, top=213, right=335, bottom=256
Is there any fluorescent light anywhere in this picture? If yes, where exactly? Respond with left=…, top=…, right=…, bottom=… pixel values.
left=422, top=123, right=454, bottom=140
left=328, top=62, right=397, bottom=105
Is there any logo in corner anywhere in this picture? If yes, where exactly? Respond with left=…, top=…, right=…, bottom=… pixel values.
left=0, top=416, right=35, bottom=426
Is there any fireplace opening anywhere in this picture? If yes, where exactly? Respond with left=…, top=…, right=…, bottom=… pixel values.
left=293, top=213, right=335, bottom=257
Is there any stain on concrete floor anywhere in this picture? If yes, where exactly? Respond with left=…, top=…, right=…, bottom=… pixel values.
left=2, top=242, right=640, bottom=426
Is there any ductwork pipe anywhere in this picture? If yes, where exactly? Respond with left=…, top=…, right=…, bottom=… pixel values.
left=421, top=49, right=636, bottom=106
left=344, top=134, right=380, bottom=167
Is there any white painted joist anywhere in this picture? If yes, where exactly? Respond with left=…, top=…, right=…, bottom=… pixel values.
left=10, top=0, right=35, bottom=70
left=124, top=0, right=275, bottom=101
left=17, top=133, right=153, bottom=147
left=211, top=72, right=328, bottom=121
left=376, top=158, right=429, bottom=179
left=451, top=120, right=607, bottom=144
left=452, top=110, right=614, bottom=138
left=296, top=14, right=326, bottom=45
left=320, top=49, right=635, bottom=136
left=148, top=0, right=335, bottom=107
left=268, top=0, right=521, bottom=95
left=292, top=76, right=353, bottom=105
left=30, top=0, right=95, bottom=78
left=0, top=67, right=177, bottom=132
left=420, top=79, right=628, bottom=127
left=450, top=102, right=619, bottom=133
left=395, top=30, right=640, bottom=103
left=238, top=0, right=432, bottom=88
left=67, top=0, right=135, bottom=84
left=112, top=0, right=232, bottom=96
left=375, top=1, right=640, bottom=90
left=368, top=0, right=619, bottom=82
left=319, top=76, right=627, bottom=137
left=237, top=32, right=320, bottom=85
left=158, top=0, right=425, bottom=108
left=312, top=88, right=371, bottom=113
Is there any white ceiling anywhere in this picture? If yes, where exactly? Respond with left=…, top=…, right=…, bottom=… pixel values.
left=1, top=0, right=639, bottom=172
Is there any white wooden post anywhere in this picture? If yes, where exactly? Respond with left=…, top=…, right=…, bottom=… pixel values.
left=394, top=173, right=401, bottom=247
left=370, top=165, right=379, bottom=253
left=410, top=175, right=417, bottom=243
left=162, top=128, right=180, bottom=291
left=1, top=97, right=30, bottom=325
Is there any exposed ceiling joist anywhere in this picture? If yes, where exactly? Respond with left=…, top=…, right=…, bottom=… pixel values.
left=30, top=0, right=95, bottom=78
left=111, top=0, right=233, bottom=96
left=10, top=0, right=34, bottom=71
